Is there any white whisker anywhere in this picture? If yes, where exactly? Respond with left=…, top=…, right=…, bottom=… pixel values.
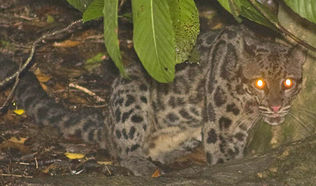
left=293, top=110, right=316, bottom=123
left=283, top=105, right=291, bottom=110
left=288, top=112, right=315, bottom=135
left=297, top=108, right=316, bottom=119
left=232, top=112, right=261, bottom=132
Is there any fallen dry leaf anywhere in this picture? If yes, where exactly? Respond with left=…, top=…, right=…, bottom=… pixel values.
left=34, top=68, right=52, bottom=83
left=42, top=163, right=58, bottom=174
left=151, top=168, right=161, bottom=178
left=0, top=141, right=30, bottom=153
left=9, top=136, right=28, bottom=144
left=53, top=40, right=80, bottom=48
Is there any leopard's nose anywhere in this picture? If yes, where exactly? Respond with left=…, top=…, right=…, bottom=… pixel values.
left=271, top=106, right=281, bottom=113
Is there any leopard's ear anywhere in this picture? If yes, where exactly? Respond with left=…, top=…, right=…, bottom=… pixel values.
left=289, top=45, right=307, bottom=65
left=239, top=31, right=262, bottom=58
left=237, top=37, right=262, bottom=80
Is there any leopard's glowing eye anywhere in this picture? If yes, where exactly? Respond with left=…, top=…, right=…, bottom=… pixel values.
left=255, top=79, right=265, bottom=89
left=283, top=78, right=293, bottom=89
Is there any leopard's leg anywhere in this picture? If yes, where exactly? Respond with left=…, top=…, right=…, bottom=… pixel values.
left=202, top=112, right=260, bottom=165
left=109, top=73, right=158, bottom=176
left=143, top=125, right=202, bottom=164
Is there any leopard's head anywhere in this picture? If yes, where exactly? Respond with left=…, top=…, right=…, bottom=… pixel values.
left=241, top=38, right=306, bottom=126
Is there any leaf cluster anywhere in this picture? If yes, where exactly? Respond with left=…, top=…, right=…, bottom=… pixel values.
left=66, top=0, right=316, bottom=82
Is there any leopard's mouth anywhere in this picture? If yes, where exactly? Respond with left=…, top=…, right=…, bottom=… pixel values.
left=263, top=115, right=285, bottom=126
left=259, top=105, right=291, bottom=126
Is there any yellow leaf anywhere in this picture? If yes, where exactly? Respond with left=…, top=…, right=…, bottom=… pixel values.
left=97, top=161, right=112, bottom=165
left=64, top=152, right=85, bottom=159
left=9, top=137, right=27, bottom=144
left=13, top=109, right=25, bottom=115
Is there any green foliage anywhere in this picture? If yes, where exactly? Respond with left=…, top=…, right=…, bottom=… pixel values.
left=66, top=0, right=316, bottom=82
left=84, top=52, right=105, bottom=71
left=66, top=0, right=93, bottom=12
left=46, top=15, right=55, bottom=23
left=217, top=0, right=316, bottom=29
left=283, top=0, right=316, bottom=24
left=131, top=0, right=200, bottom=82
left=67, top=0, right=200, bottom=83
left=217, top=0, right=275, bottom=29
left=103, top=0, right=126, bottom=77
left=132, top=0, right=176, bottom=82
left=168, top=0, right=200, bottom=64
left=83, top=0, right=104, bottom=22
left=81, top=0, right=126, bottom=76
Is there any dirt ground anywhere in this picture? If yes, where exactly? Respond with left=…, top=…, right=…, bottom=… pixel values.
left=1, top=0, right=316, bottom=185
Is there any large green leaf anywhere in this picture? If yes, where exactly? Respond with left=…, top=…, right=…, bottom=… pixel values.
left=218, top=0, right=231, bottom=12
left=168, top=0, right=200, bottom=64
left=217, top=0, right=242, bottom=22
left=83, top=0, right=104, bottom=22
left=283, top=0, right=316, bottom=24
left=103, top=0, right=126, bottom=77
left=66, top=0, right=94, bottom=12
left=217, top=0, right=275, bottom=29
left=132, top=0, right=176, bottom=83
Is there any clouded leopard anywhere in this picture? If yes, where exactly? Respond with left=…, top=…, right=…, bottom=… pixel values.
left=0, top=25, right=306, bottom=176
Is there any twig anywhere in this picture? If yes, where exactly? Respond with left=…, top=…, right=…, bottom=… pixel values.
left=0, top=63, right=20, bottom=113
left=105, top=165, right=112, bottom=176
left=0, top=19, right=83, bottom=88
left=119, top=0, right=126, bottom=11
left=0, top=173, right=33, bottom=178
left=81, top=104, right=107, bottom=108
left=14, top=14, right=36, bottom=21
left=69, top=82, right=105, bottom=103
left=35, top=157, right=38, bottom=169
left=17, top=159, right=62, bottom=166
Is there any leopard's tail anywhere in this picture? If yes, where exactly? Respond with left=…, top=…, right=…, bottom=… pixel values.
left=0, top=55, right=107, bottom=148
